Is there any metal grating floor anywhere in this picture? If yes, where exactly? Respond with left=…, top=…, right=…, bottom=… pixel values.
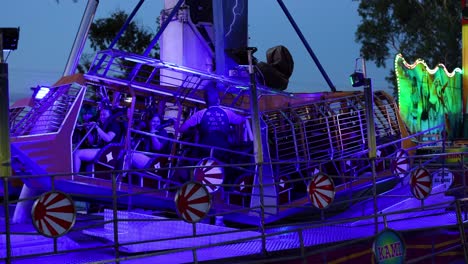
left=6, top=211, right=459, bottom=264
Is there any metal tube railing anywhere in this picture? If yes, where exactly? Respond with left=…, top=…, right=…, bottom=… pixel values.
left=2, top=150, right=468, bottom=263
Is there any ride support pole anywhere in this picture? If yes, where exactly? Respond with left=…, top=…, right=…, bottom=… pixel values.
left=0, top=32, right=12, bottom=181
left=364, top=78, right=379, bottom=234
left=247, top=48, right=267, bottom=256
left=0, top=31, right=12, bottom=264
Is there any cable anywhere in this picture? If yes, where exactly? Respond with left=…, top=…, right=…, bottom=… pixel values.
left=4, top=50, right=11, bottom=62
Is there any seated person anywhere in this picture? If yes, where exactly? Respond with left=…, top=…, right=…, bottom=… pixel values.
left=73, top=107, right=122, bottom=173
left=131, top=114, right=170, bottom=169
left=73, top=104, right=98, bottom=149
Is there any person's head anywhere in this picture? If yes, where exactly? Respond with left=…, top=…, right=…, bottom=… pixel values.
left=80, top=104, right=96, bottom=123
left=83, top=112, right=93, bottom=122
left=99, top=108, right=112, bottom=123
left=203, top=81, right=220, bottom=107
left=149, top=115, right=162, bottom=131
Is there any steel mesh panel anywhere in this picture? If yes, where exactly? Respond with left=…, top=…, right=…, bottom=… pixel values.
left=10, top=84, right=82, bottom=136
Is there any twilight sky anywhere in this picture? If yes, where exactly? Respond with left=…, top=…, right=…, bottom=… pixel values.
left=2, top=0, right=393, bottom=103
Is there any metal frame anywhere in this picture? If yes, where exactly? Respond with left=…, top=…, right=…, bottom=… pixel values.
left=2, top=150, right=467, bottom=263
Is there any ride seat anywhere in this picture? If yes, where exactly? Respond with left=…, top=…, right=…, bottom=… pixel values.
left=137, top=156, right=171, bottom=189
left=92, top=143, right=125, bottom=179
left=228, top=174, right=254, bottom=207
left=275, top=175, right=292, bottom=204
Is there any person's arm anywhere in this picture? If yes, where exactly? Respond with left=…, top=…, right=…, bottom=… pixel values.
left=226, top=109, right=246, bottom=125
left=97, top=123, right=117, bottom=143
left=150, top=130, right=167, bottom=151
left=179, top=109, right=205, bottom=133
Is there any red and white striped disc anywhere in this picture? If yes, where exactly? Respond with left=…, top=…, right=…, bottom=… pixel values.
left=391, top=149, right=410, bottom=178
left=175, top=181, right=211, bottom=223
left=194, top=158, right=224, bottom=193
left=31, top=191, right=76, bottom=238
left=410, top=167, right=432, bottom=200
left=307, top=173, right=335, bottom=209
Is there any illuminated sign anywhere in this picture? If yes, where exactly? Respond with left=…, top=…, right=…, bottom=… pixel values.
left=445, top=147, right=468, bottom=164
left=432, top=168, right=454, bottom=191
left=394, top=54, right=463, bottom=139
left=373, top=228, right=405, bottom=264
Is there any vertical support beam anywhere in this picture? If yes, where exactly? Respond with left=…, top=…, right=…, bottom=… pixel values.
left=0, top=32, right=13, bottom=262
left=212, top=0, right=248, bottom=77
left=144, top=0, right=188, bottom=87
left=361, top=57, right=378, bottom=233
left=248, top=49, right=264, bottom=193
left=0, top=32, right=12, bottom=179
left=247, top=49, right=267, bottom=255
left=63, top=0, right=99, bottom=76
left=3, top=178, right=11, bottom=263
left=212, top=0, right=226, bottom=77
left=364, top=78, right=379, bottom=234
left=364, top=79, right=377, bottom=159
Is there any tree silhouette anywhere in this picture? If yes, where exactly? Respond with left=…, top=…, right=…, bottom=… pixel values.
left=355, top=0, right=461, bottom=98
left=78, top=10, right=159, bottom=74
